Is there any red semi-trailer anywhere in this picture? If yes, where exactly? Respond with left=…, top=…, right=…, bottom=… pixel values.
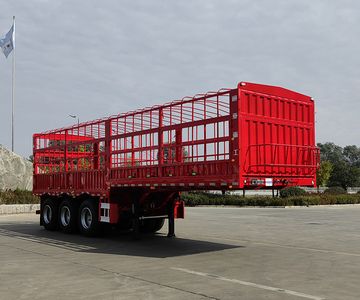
left=33, top=82, right=319, bottom=237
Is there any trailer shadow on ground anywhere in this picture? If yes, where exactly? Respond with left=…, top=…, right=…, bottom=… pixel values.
left=0, top=222, right=242, bottom=258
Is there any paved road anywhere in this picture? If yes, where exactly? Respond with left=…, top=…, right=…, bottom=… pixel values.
left=1, top=206, right=360, bottom=300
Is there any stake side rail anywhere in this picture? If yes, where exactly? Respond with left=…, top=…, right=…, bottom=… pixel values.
left=33, top=88, right=238, bottom=195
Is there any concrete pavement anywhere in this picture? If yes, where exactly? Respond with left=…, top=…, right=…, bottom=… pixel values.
left=1, top=206, right=360, bottom=299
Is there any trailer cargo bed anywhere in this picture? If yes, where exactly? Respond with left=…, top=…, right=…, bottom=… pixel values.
left=33, top=82, right=318, bottom=198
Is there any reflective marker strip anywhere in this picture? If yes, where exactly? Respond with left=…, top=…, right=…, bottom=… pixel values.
left=100, top=202, right=110, bottom=223
left=100, top=216, right=110, bottom=222
left=265, top=178, right=273, bottom=186
left=100, top=203, right=110, bottom=209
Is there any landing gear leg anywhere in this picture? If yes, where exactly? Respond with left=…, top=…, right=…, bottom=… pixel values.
left=167, top=200, right=175, bottom=238
left=132, top=199, right=140, bottom=239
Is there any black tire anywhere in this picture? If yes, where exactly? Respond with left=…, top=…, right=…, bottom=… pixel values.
left=78, top=199, right=102, bottom=237
left=41, top=198, right=58, bottom=231
left=140, top=218, right=165, bottom=233
left=58, top=199, right=78, bottom=233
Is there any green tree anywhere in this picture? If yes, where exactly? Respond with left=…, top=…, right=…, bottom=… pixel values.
left=316, top=160, right=333, bottom=187
left=317, top=142, right=360, bottom=188
left=348, top=166, right=360, bottom=187
left=329, top=161, right=360, bottom=188
left=343, top=145, right=360, bottom=167
left=318, top=142, right=344, bottom=163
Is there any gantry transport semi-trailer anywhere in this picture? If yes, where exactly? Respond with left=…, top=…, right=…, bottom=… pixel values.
left=33, top=82, right=319, bottom=237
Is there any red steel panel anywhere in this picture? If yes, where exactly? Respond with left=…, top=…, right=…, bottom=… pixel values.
left=33, top=82, right=318, bottom=196
left=237, top=82, right=318, bottom=187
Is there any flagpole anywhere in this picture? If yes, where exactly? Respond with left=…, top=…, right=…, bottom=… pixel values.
left=11, top=16, right=15, bottom=152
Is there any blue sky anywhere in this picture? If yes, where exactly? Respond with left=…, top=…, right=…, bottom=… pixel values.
left=0, top=0, right=359, bottom=157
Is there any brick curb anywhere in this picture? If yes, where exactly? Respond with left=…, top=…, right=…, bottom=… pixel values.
left=0, top=204, right=40, bottom=215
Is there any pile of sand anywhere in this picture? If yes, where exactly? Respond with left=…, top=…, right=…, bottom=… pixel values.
left=0, top=145, right=32, bottom=191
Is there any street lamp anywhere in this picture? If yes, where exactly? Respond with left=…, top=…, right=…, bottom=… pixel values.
left=69, top=114, right=79, bottom=126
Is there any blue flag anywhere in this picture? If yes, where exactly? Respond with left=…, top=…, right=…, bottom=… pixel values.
left=0, top=25, right=14, bottom=58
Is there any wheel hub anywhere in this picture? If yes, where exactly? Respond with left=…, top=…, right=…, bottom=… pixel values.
left=43, top=205, right=52, bottom=224
left=60, top=206, right=71, bottom=227
left=81, top=207, right=92, bottom=229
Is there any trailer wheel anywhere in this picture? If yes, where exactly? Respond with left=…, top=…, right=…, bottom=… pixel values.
left=59, top=199, right=78, bottom=233
left=78, top=199, right=101, bottom=237
left=140, top=218, right=165, bottom=233
left=41, top=198, right=58, bottom=231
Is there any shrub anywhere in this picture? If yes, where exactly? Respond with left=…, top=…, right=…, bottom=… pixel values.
left=0, top=189, right=39, bottom=205
left=180, top=191, right=360, bottom=207
left=279, top=186, right=307, bottom=198
left=324, top=186, right=346, bottom=195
